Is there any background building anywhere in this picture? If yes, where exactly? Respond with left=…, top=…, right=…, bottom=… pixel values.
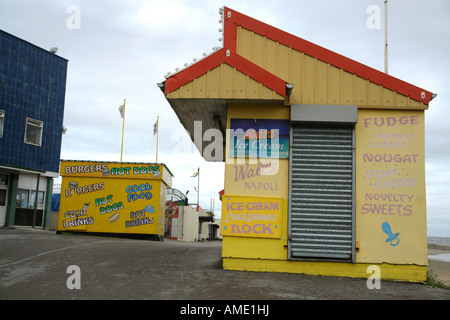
left=0, top=30, right=68, bottom=228
left=165, top=200, right=222, bottom=242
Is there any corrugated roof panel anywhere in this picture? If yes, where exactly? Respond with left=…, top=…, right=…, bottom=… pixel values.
left=166, top=64, right=285, bottom=100
left=236, top=27, right=428, bottom=109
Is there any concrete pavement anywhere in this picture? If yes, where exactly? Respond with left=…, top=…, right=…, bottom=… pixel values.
left=1, top=227, right=449, bottom=301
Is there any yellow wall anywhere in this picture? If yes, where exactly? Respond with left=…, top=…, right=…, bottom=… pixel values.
left=166, top=64, right=285, bottom=100
left=223, top=104, right=290, bottom=260
left=221, top=104, right=427, bottom=281
left=58, top=161, right=172, bottom=236
left=355, top=109, right=427, bottom=265
left=223, top=258, right=427, bottom=282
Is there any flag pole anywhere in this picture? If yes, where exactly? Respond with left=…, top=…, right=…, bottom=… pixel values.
left=120, top=99, right=126, bottom=162
left=197, top=167, right=200, bottom=212
left=156, top=116, right=159, bottom=163
left=384, top=0, right=388, bottom=74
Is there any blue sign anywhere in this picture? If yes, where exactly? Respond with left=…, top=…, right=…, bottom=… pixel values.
left=229, top=119, right=289, bottom=159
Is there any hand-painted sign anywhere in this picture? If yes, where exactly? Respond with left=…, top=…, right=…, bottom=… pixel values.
left=58, top=160, right=173, bottom=236
left=229, top=119, right=289, bottom=159
left=221, top=195, right=282, bottom=238
left=355, top=110, right=427, bottom=265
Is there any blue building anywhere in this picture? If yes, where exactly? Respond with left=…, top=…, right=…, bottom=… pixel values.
left=0, top=30, right=68, bottom=228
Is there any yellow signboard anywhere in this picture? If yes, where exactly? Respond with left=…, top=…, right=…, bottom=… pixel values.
left=58, top=161, right=173, bottom=236
left=355, top=110, right=427, bottom=265
left=221, top=195, right=282, bottom=238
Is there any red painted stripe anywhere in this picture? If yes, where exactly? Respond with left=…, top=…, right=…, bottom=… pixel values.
left=165, top=49, right=227, bottom=94
left=226, top=52, right=286, bottom=97
left=165, top=49, right=286, bottom=97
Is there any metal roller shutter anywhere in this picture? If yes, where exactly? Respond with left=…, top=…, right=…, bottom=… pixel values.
left=289, top=125, right=354, bottom=261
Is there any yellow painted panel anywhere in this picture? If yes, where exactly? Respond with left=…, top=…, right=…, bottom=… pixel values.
left=382, top=87, right=394, bottom=107
left=236, top=26, right=253, bottom=60
left=261, top=86, right=275, bottom=100
left=355, top=109, right=427, bottom=265
left=181, top=82, right=194, bottom=98
left=223, top=258, right=427, bottom=282
left=408, top=98, right=423, bottom=108
left=394, top=93, right=406, bottom=107
left=368, top=82, right=381, bottom=106
left=207, top=66, right=221, bottom=98
left=221, top=64, right=234, bottom=99
left=277, top=44, right=290, bottom=81
left=342, top=72, right=355, bottom=104
left=329, top=65, right=342, bottom=104
left=235, top=27, right=427, bottom=109
left=234, top=69, right=248, bottom=99
left=194, top=75, right=207, bottom=99
left=222, top=237, right=287, bottom=260
left=252, top=31, right=265, bottom=67
left=289, top=50, right=302, bottom=104
left=302, top=55, right=315, bottom=104
left=166, top=64, right=285, bottom=101
left=223, top=104, right=290, bottom=260
left=227, top=103, right=290, bottom=119
left=265, top=38, right=278, bottom=76
left=355, top=77, right=368, bottom=105
left=248, top=81, right=261, bottom=100
left=315, top=59, right=328, bottom=104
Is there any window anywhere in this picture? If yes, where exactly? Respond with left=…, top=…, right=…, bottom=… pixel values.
left=30, top=190, right=45, bottom=210
left=0, top=174, right=8, bottom=186
left=0, top=110, right=4, bottom=138
left=16, top=189, right=44, bottom=209
left=24, top=118, right=43, bottom=146
left=16, top=189, right=29, bottom=208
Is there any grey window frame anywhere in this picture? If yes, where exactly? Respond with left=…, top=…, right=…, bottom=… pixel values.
left=24, top=117, right=43, bottom=146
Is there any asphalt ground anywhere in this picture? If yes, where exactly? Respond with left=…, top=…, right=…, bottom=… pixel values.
left=0, top=228, right=449, bottom=310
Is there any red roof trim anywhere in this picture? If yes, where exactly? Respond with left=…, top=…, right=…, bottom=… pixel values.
left=165, top=48, right=286, bottom=97
left=223, top=7, right=433, bottom=104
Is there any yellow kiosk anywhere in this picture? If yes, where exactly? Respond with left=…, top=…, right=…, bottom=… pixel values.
left=57, top=160, right=173, bottom=240
left=159, top=7, right=435, bottom=281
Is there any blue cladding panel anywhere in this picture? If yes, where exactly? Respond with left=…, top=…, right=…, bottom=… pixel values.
left=0, top=30, right=68, bottom=173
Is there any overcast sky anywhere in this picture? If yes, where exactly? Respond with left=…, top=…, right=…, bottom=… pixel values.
left=1, top=0, right=449, bottom=237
